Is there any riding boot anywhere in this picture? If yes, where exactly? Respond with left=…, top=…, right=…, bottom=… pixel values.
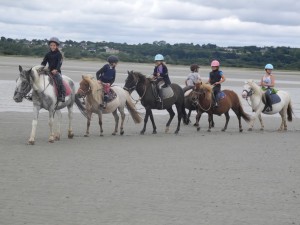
left=212, top=94, right=218, bottom=108
left=262, top=93, right=272, bottom=112
left=56, top=74, right=65, bottom=102
left=100, top=94, right=108, bottom=109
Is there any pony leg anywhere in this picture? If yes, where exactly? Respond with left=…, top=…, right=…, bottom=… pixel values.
left=141, top=109, right=151, bottom=135
left=258, top=114, right=264, bottom=131
left=54, top=110, right=62, bottom=141
left=278, top=110, right=287, bottom=131
left=98, top=112, right=104, bottom=136
left=28, top=106, right=40, bottom=145
left=149, top=110, right=157, bottom=134
left=118, top=107, right=125, bottom=135
left=195, top=111, right=202, bottom=131
left=208, top=113, right=213, bottom=132
left=67, top=105, right=74, bottom=139
left=222, top=111, right=230, bottom=132
left=48, top=110, right=55, bottom=143
left=187, top=109, right=192, bottom=124
left=165, top=107, right=175, bottom=133
left=85, top=112, right=92, bottom=137
left=112, top=110, right=119, bottom=135
left=174, top=103, right=183, bottom=134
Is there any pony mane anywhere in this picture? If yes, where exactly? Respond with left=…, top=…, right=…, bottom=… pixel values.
left=246, top=79, right=261, bottom=93
left=194, top=82, right=213, bottom=101
left=130, top=71, right=147, bottom=82
left=82, top=74, right=102, bottom=102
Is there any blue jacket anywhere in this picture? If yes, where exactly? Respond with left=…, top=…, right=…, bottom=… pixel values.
left=41, top=50, right=63, bottom=73
left=96, top=64, right=116, bottom=84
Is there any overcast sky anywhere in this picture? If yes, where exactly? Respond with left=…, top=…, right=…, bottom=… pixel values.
left=1, top=0, right=300, bottom=47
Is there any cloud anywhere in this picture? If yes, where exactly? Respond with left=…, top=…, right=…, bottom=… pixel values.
left=0, top=0, right=299, bottom=47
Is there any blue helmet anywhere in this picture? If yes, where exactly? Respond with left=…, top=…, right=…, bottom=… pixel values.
left=154, top=54, right=164, bottom=61
left=265, top=64, right=274, bottom=70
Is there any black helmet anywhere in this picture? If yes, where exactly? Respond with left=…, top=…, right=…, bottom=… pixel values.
left=190, top=64, right=200, bottom=72
left=48, top=37, right=60, bottom=46
left=107, top=55, right=119, bottom=64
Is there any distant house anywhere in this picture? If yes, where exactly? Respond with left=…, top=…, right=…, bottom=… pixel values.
left=104, top=46, right=119, bottom=54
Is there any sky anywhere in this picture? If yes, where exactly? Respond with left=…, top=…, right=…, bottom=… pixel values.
left=0, top=0, right=300, bottom=47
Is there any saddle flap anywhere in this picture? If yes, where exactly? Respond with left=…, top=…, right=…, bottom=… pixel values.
left=216, top=91, right=226, bottom=101
left=270, top=93, right=281, bottom=104
left=159, top=86, right=174, bottom=100
left=50, top=76, right=72, bottom=97
left=106, top=88, right=117, bottom=102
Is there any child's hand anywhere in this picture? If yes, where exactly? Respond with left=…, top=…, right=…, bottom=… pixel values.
left=51, top=69, right=58, bottom=75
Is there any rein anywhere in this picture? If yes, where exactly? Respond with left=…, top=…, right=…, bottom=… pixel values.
left=243, top=88, right=263, bottom=111
left=192, top=91, right=212, bottom=112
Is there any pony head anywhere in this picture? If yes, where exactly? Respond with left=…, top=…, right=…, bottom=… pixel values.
left=190, top=82, right=213, bottom=106
left=76, top=74, right=94, bottom=97
left=124, top=71, right=143, bottom=93
left=242, top=79, right=259, bottom=99
left=13, top=65, right=33, bottom=102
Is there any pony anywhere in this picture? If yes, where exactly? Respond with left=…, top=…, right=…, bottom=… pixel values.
left=191, top=82, right=251, bottom=132
left=123, top=71, right=188, bottom=134
left=242, top=80, right=293, bottom=131
left=13, top=65, right=76, bottom=144
left=184, top=88, right=215, bottom=127
left=75, top=74, right=142, bottom=136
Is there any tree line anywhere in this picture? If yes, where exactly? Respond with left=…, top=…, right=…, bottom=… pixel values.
left=1, top=37, right=300, bottom=70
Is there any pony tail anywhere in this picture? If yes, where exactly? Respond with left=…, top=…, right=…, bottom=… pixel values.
left=124, top=92, right=142, bottom=124
left=239, top=104, right=251, bottom=122
left=287, top=101, right=293, bottom=122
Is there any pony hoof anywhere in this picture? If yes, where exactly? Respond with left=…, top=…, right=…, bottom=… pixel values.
left=239, top=129, right=243, bottom=132
left=112, top=133, right=116, bottom=136
left=260, top=128, right=264, bottom=131
left=120, top=131, right=124, bottom=135
left=48, top=139, right=54, bottom=143
left=28, top=140, right=35, bottom=145
left=84, top=134, right=89, bottom=137
left=174, top=130, right=179, bottom=134
left=152, top=131, right=157, bottom=134
left=193, top=123, right=198, bottom=127
left=54, top=136, right=60, bottom=141
left=68, top=133, right=74, bottom=139
left=207, top=129, right=211, bottom=132
left=248, top=128, right=253, bottom=131
left=100, top=134, right=103, bottom=137
left=197, top=127, right=200, bottom=131
left=140, top=131, right=145, bottom=135
left=221, top=129, right=225, bottom=132
left=212, top=123, right=215, bottom=128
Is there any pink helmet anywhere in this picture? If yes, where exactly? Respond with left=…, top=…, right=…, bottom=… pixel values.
left=211, top=60, right=220, bottom=67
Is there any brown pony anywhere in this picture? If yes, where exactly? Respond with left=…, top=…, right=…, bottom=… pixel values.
left=191, top=82, right=251, bottom=132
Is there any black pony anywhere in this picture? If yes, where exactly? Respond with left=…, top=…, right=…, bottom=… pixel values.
left=123, top=71, right=188, bottom=134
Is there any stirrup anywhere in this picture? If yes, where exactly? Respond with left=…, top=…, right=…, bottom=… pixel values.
left=100, top=102, right=107, bottom=109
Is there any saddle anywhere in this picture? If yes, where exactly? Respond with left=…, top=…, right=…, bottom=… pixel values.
left=215, top=91, right=226, bottom=102
left=262, top=93, right=281, bottom=105
left=105, top=88, right=117, bottom=103
left=151, top=82, right=174, bottom=100
left=48, top=75, right=72, bottom=97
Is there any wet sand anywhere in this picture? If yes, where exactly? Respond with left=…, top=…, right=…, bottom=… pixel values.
left=1, top=56, right=300, bottom=225
left=0, top=111, right=300, bottom=225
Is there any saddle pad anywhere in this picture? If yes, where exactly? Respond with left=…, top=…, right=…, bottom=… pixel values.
left=53, top=80, right=72, bottom=97
left=107, top=89, right=117, bottom=102
left=160, top=86, right=174, bottom=100
left=270, top=93, right=281, bottom=104
left=217, top=91, right=226, bottom=101
left=184, top=89, right=193, bottom=97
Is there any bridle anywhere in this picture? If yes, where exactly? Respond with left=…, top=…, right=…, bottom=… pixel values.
left=191, top=90, right=212, bottom=112
left=124, top=76, right=146, bottom=104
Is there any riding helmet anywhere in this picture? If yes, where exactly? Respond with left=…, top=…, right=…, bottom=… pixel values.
left=107, top=55, right=119, bottom=64
left=48, top=37, right=60, bottom=46
left=190, top=64, right=200, bottom=72
left=265, top=64, right=274, bottom=70
left=154, top=54, right=164, bottom=61
left=211, top=60, right=220, bottom=67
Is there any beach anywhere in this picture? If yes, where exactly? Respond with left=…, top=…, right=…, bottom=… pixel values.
left=1, top=56, right=300, bottom=225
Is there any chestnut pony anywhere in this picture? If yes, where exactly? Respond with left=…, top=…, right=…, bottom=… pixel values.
left=191, top=82, right=251, bottom=132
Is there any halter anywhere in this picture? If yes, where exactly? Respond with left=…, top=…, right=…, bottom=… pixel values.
left=191, top=91, right=212, bottom=112
left=124, top=77, right=146, bottom=105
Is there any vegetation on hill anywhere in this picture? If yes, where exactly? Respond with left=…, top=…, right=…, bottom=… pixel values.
left=1, top=37, right=299, bottom=69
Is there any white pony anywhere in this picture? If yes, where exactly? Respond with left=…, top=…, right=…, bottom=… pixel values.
left=13, top=65, right=76, bottom=144
left=242, top=80, right=293, bottom=131
left=75, top=74, right=142, bottom=136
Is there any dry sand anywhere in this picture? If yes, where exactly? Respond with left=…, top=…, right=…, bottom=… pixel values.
left=0, top=111, right=300, bottom=225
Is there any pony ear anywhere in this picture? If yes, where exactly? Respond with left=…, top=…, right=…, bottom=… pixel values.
left=19, top=65, right=23, bottom=72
